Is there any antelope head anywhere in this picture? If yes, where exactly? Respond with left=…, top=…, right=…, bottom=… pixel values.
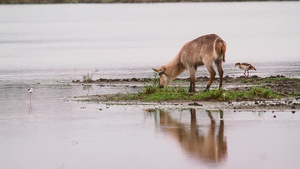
left=153, top=67, right=172, bottom=88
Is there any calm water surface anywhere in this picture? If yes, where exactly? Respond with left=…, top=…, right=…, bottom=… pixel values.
left=0, top=2, right=300, bottom=169
left=1, top=106, right=300, bottom=169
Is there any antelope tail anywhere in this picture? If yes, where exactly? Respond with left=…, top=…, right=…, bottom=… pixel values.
left=221, top=42, right=226, bottom=62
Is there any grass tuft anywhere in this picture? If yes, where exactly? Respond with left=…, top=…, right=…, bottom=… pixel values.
left=83, top=72, right=93, bottom=83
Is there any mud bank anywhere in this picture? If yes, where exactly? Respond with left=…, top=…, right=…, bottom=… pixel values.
left=72, top=95, right=300, bottom=110
left=73, top=75, right=299, bottom=94
left=70, top=75, right=300, bottom=110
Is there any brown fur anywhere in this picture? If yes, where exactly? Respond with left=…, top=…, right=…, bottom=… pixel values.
left=154, top=34, right=226, bottom=92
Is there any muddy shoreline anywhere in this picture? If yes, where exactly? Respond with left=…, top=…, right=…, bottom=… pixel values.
left=71, top=75, right=300, bottom=110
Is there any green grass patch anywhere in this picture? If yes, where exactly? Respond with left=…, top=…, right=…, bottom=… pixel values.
left=97, top=74, right=299, bottom=102
left=144, top=86, right=280, bottom=102
left=106, top=85, right=285, bottom=102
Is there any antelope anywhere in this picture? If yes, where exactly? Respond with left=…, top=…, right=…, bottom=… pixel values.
left=153, top=34, right=226, bottom=92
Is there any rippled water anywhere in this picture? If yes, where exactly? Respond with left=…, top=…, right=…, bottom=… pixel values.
left=0, top=2, right=300, bottom=169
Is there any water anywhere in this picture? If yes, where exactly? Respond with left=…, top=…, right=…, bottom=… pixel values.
left=0, top=2, right=300, bottom=169
left=1, top=2, right=300, bottom=83
left=1, top=107, right=300, bottom=169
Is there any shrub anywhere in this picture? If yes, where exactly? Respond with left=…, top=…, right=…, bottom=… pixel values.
left=83, top=72, right=93, bottom=83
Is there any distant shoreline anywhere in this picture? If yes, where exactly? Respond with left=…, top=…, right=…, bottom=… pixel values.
left=0, top=0, right=297, bottom=4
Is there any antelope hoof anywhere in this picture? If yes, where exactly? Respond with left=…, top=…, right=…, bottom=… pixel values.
left=189, top=88, right=196, bottom=92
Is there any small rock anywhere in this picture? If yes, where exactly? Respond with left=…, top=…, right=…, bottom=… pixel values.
left=146, top=108, right=155, bottom=112
left=130, top=78, right=138, bottom=82
left=188, top=102, right=203, bottom=106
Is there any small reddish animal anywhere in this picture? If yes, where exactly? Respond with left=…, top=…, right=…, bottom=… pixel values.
left=235, top=62, right=256, bottom=77
left=153, top=34, right=226, bottom=92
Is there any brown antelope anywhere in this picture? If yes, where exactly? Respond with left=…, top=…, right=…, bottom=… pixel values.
left=153, top=34, right=226, bottom=92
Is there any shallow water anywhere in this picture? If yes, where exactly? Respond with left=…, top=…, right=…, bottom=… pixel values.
left=1, top=2, right=300, bottom=84
left=0, top=2, right=300, bottom=169
left=1, top=106, right=300, bottom=169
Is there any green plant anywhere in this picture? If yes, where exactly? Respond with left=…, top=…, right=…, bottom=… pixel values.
left=143, top=84, right=157, bottom=94
left=250, top=86, right=273, bottom=98
left=142, top=72, right=159, bottom=94
left=83, top=72, right=94, bottom=83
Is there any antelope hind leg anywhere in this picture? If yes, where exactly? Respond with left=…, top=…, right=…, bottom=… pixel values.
left=215, top=60, right=224, bottom=90
left=205, top=65, right=216, bottom=91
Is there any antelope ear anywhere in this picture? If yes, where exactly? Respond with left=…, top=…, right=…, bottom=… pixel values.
left=153, top=68, right=163, bottom=72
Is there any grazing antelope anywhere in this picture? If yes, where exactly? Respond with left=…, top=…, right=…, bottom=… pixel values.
left=153, top=34, right=226, bottom=92
left=235, top=62, right=256, bottom=77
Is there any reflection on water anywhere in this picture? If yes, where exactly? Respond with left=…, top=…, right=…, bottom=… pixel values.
left=156, top=109, right=227, bottom=164
left=27, top=102, right=33, bottom=115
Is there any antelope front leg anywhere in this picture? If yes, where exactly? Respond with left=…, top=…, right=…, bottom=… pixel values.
left=189, top=81, right=195, bottom=92
left=189, top=67, right=196, bottom=92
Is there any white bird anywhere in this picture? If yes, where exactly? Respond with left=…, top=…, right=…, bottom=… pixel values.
left=235, top=62, right=257, bottom=77
left=28, top=88, right=33, bottom=101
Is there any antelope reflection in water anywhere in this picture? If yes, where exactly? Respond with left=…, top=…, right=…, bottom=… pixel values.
left=158, top=109, right=227, bottom=163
